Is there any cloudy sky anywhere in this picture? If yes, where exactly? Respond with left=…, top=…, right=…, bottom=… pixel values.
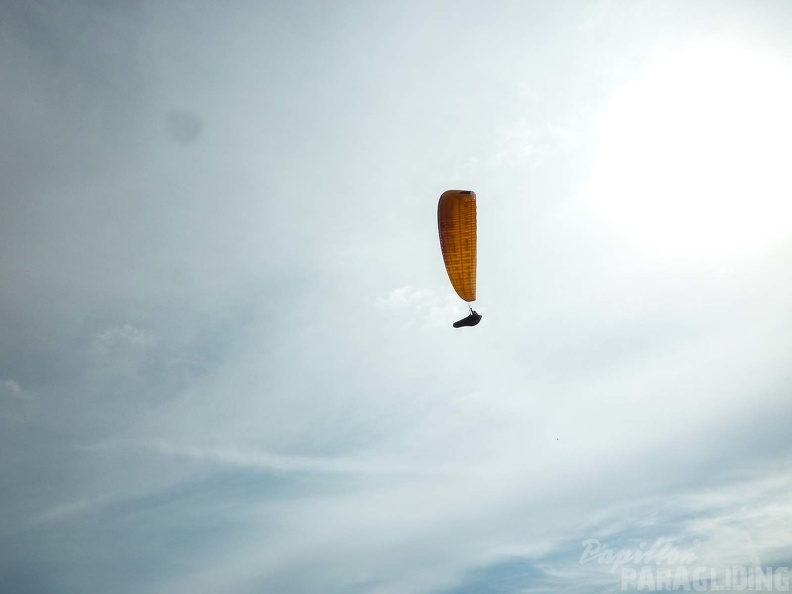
left=1, top=1, right=791, bottom=593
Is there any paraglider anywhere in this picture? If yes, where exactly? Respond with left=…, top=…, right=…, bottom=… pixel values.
left=453, top=309, right=482, bottom=328
left=437, top=190, right=482, bottom=328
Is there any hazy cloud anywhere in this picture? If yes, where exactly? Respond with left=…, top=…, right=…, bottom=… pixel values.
left=1, top=1, right=790, bottom=593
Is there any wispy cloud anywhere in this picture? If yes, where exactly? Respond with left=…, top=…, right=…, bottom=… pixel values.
left=0, top=379, right=33, bottom=421
left=86, top=438, right=466, bottom=477
left=463, top=118, right=583, bottom=176
left=0, top=379, right=25, bottom=400
left=376, top=285, right=462, bottom=328
left=439, top=460, right=792, bottom=593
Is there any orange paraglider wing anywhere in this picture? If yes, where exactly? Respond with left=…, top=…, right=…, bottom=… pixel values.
left=437, top=190, right=477, bottom=303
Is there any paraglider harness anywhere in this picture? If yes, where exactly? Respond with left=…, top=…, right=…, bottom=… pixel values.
left=453, top=305, right=482, bottom=328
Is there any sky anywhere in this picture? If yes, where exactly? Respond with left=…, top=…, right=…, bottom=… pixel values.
left=1, top=1, right=791, bottom=593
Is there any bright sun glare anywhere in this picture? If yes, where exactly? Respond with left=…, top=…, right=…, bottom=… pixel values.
left=588, top=43, right=792, bottom=259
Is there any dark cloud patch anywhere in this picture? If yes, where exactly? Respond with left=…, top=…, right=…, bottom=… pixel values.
left=0, top=0, right=146, bottom=197
left=0, top=465, right=363, bottom=594
left=166, top=110, right=204, bottom=145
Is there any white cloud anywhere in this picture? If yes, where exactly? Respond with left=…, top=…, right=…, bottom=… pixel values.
left=91, top=324, right=155, bottom=354
left=376, top=285, right=464, bottom=328
left=376, top=285, right=433, bottom=309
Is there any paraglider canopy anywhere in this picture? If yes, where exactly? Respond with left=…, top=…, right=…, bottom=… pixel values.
left=437, top=190, right=482, bottom=328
